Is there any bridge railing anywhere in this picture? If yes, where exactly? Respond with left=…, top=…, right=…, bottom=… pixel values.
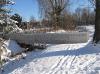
left=4, top=32, right=89, bottom=44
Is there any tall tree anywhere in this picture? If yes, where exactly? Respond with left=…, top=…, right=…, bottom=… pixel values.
left=37, top=0, right=70, bottom=29
left=28, top=16, right=36, bottom=29
left=89, top=0, right=100, bottom=43
left=81, top=8, right=89, bottom=25
left=0, top=0, right=15, bottom=32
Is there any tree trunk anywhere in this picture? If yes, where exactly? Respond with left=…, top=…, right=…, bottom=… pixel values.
left=93, top=0, right=100, bottom=43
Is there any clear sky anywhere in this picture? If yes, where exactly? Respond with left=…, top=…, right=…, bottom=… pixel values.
left=12, top=0, right=39, bottom=21
left=11, top=0, right=91, bottom=21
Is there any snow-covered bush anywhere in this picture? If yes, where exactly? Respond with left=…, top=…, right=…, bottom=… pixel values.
left=0, top=20, right=4, bottom=25
left=0, top=39, right=8, bottom=69
left=0, top=50, right=3, bottom=69
left=4, top=24, right=23, bottom=34
left=0, top=0, right=23, bottom=34
left=4, top=26, right=13, bottom=33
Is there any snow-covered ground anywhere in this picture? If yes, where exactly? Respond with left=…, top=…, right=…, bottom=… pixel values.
left=3, top=40, right=26, bottom=56
left=1, top=25, right=100, bottom=74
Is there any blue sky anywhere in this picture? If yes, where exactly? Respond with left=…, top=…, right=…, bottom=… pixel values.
left=70, top=0, right=92, bottom=12
left=11, top=0, right=91, bottom=21
left=12, top=0, right=39, bottom=21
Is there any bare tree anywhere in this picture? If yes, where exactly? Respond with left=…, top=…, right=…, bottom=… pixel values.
left=28, top=16, right=36, bottom=29
left=89, top=0, right=95, bottom=8
left=37, top=0, right=70, bottom=30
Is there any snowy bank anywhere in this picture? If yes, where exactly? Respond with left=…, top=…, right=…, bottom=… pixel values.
left=3, top=40, right=26, bottom=56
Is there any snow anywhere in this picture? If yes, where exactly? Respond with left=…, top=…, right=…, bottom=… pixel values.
left=1, top=25, right=100, bottom=74
left=9, top=0, right=15, bottom=5
left=0, top=18, right=18, bottom=25
left=6, top=18, right=18, bottom=24
left=85, top=25, right=95, bottom=37
left=0, top=20, right=4, bottom=24
left=8, top=24, right=23, bottom=33
left=0, top=17, right=23, bottom=33
left=48, top=30, right=67, bottom=33
left=3, top=39, right=25, bottom=56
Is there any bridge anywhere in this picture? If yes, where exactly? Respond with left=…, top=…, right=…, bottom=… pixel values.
left=4, top=32, right=89, bottom=44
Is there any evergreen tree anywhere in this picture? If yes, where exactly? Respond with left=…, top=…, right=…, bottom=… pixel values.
left=11, top=13, right=22, bottom=27
left=0, top=0, right=15, bottom=32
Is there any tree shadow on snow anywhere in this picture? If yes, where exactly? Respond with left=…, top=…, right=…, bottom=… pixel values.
left=1, top=42, right=100, bottom=74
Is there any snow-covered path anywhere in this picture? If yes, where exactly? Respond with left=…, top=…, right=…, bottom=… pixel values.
left=1, top=41, right=100, bottom=74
